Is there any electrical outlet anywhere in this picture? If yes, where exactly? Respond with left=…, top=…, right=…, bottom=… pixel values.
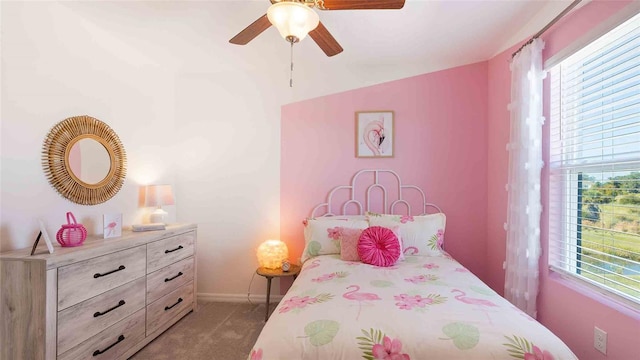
left=594, top=326, right=607, bottom=355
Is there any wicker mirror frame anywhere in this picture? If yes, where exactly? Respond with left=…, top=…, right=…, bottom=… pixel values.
left=42, top=115, right=127, bottom=205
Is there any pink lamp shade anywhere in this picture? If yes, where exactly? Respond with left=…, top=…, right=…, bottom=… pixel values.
left=145, top=184, right=174, bottom=224
left=256, top=240, right=289, bottom=269
left=145, top=184, right=175, bottom=207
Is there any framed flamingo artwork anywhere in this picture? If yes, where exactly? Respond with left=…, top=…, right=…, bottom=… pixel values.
left=103, top=213, right=122, bottom=239
left=355, top=111, right=394, bottom=158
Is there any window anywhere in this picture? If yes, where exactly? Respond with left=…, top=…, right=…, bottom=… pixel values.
left=549, top=12, right=640, bottom=304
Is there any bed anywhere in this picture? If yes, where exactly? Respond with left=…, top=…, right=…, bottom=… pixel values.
left=250, top=170, right=577, bottom=360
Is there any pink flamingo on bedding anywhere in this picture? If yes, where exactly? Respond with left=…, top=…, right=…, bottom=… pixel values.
left=452, top=289, right=496, bottom=324
left=305, top=259, right=321, bottom=270
left=451, top=289, right=497, bottom=307
left=249, top=348, right=262, bottom=360
left=404, top=246, right=419, bottom=255
left=343, top=285, right=381, bottom=320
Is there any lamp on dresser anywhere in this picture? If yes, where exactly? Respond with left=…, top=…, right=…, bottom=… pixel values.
left=145, top=184, right=174, bottom=224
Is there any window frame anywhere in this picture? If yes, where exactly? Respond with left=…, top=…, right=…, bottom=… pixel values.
left=546, top=11, right=640, bottom=308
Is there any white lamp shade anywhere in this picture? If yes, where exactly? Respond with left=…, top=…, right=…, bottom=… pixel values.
left=256, top=239, right=289, bottom=269
left=267, top=2, right=319, bottom=42
left=145, top=184, right=175, bottom=207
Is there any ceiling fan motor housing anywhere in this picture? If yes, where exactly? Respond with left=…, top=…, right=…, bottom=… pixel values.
left=267, top=1, right=320, bottom=42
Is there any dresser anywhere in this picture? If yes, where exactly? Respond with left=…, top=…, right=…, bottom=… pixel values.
left=0, top=223, right=197, bottom=360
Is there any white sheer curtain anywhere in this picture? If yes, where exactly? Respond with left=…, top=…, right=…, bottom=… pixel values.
left=504, top=38, right=545, bottom=318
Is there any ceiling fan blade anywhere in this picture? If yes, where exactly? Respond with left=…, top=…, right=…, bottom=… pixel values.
left=316, top=0, right=405, bottom=10
left=229, top=14, right=271, bottom=45
left=309, top=22, right=343, bottom=57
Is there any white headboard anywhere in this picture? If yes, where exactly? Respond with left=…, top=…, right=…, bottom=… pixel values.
left=311, top=169, right=442, bottom=217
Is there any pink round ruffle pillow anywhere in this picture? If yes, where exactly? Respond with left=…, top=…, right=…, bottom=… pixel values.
left=357, top=226, right=400, bottom=267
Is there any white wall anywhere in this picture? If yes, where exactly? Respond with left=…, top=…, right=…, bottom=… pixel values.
left=0, top=0, right=511, bottom=299
left=0, top=0, right=288, bottom=298
left=1, top=1, right=178, bottom=245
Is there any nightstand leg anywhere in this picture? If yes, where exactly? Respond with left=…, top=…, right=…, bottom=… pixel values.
left=265, top=276, right=272, bottom=321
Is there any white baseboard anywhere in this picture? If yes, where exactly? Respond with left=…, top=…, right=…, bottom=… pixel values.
left=197, top=293, right=284, bottom=303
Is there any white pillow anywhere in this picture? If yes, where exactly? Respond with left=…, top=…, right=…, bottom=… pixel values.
left=367, top=213, right=446, bottom=256
left=301, top=218, right=369, bottom=263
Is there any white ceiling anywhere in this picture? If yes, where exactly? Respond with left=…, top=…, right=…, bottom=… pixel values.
left=228, top=0, right=577, bottom=66
left=220, top=0, right=580, bottom=100
left=52, top=0, right=581, bottom=101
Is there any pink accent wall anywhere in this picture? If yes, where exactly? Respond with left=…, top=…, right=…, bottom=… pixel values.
left=487, top=1, right=639, bottom=359
left=486, top=42, right=514, bottom=294
left=281, top=62, right=489, bottom=280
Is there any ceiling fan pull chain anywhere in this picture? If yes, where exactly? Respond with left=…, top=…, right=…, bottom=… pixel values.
left=290, top=41, right=294, bottom=87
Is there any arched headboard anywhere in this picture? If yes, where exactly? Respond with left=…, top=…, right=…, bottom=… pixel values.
left=310, top=169, right=442, bottom=217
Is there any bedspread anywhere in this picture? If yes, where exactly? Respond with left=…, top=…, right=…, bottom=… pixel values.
left=249, top=255, right=577, bottom=360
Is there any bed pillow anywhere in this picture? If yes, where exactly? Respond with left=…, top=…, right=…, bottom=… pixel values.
left=340, top=225, right=402, bottom=263
left=367, top=213, right=446, bottom=256
left=339, top=228, right=364, bottom=261
left=357, top=226, right=401, bottom=267
left=301, top=218, right=369, bottom=263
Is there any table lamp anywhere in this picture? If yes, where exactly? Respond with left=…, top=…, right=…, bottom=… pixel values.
left=145, top=184, right=174, bottom=224
left=256, top=239, right=289, bottom=269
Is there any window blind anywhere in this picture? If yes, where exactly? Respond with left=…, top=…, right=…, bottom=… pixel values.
left=549, top=12, right=640, bottom=304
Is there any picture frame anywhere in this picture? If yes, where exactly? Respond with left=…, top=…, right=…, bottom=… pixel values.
left=103, top=213, right=123, bottom=239
left=356, top=111, right=394, bottom=158
left=31, top=219, right=54, bottom=255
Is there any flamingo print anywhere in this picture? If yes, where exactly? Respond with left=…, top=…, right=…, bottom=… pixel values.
left=343, top=285, right=381, bottom=320
left=363, top=119, right=386, bottom=156
left=404, top=246, right=419, bottom=255
left=451, top=289, right=497, bottom=307
left=104, top=221, right=118, bottom=237
left=305, top=259, right=321, bottom=270
left=452, top=289, right=496, bottom=324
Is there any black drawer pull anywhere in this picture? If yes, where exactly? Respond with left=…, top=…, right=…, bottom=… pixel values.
left=165, top=272, right=184, bottom=282
left=94, top=265, right=125, bottom=278
left=165, top=297, right=183, bottom=311
left=165, top=245, right=184, bottom=254
left=93, top=300, right=126, bottom=317
left=93, top=335, right=125, bottom=356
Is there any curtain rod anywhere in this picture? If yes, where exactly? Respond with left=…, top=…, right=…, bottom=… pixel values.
left=512, top=0, right=583, bottom=58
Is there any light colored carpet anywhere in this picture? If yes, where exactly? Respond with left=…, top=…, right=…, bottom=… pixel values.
left=131, top=301, right=272, bottom=360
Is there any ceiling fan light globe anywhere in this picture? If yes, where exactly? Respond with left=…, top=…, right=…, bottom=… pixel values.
left=267, top=2, right=319, bottom=42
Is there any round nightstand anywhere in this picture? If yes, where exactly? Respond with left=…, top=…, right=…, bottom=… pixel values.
left=256, top=264, right=301, bottom=321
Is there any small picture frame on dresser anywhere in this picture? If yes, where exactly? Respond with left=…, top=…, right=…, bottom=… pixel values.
left=31, top=219, right=54, bottom=255
left=103, top=213, right=123, bottom=239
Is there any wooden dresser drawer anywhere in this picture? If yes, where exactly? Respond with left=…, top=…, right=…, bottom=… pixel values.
left=147, top=232, right=195, bottom=273
left=58, top=309, right=146, bottom=360
left=146, top=280, right=194, bottom=335
left=57, top=277, right=146, bottom=355
left=147, top=256, right=194, bottom=304
left=58, top=246, right=146, bottom=310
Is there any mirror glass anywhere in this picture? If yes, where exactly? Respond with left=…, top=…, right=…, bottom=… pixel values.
left=68, top=138, right=111, bottom=185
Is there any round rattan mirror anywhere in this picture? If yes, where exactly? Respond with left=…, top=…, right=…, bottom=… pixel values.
left=42, top=115, right=127, bottom=205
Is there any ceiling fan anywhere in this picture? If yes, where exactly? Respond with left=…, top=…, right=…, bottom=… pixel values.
left=229, top=0, right=406, bottom=57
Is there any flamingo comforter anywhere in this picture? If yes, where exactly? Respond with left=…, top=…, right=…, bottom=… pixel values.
left=249, top=254, right=577, bottom=360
